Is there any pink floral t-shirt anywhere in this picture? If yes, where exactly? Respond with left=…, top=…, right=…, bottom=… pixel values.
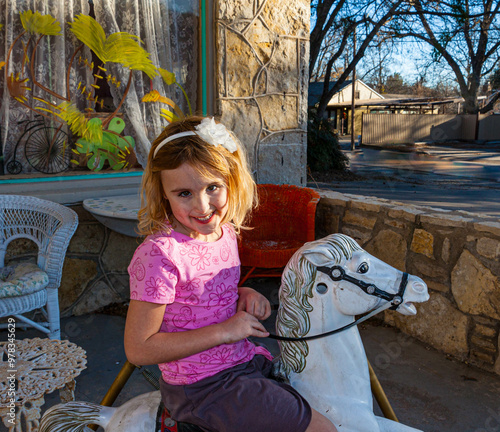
left=128, top=223, right=272, bottom=385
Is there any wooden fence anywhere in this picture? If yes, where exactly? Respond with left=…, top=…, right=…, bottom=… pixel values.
left=361, top=113, right=500, bottom=145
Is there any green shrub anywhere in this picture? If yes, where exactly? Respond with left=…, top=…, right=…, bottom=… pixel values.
left=307, top=113, right=348, bottom=172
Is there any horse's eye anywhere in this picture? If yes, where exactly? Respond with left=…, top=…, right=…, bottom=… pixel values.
left=357, top=262, right=369, bottom=274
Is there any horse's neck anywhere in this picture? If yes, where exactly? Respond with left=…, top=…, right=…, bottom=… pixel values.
left=292, top=299, right=371, bottom=397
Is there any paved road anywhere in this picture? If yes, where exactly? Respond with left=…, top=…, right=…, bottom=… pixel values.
left=308, top=142, right=500, bottom=217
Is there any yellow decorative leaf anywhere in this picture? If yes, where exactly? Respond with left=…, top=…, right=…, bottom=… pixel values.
left=141, top=90, right=161, bottom=102
left=44, top=101, right=103, bottom=143
left=158, top=68, right=176, bottom=85
left=70, top=15, right=158, bottom=79
left=158, top=97, right=185, bottom=120
left=142, top=90, right=185, bottom=119
left=69, top=15, right=107, bottom=60
left=20, top=10, right=61, bottom=36
left=160, top=108, right=179, bottom=123
left=105, top=32, right=158, bottom=78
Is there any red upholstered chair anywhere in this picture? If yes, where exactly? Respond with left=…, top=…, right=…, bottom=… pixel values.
left=238, top=184, right=320, bottom=286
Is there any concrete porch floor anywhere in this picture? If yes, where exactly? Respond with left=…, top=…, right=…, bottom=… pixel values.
left=2, top=279, right=500, bottom=432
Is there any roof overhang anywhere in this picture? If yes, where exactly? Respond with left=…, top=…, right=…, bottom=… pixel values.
left=327, top=97, right=462, bottom=109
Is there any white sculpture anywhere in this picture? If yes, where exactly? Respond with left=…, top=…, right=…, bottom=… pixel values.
left=276, top=234, right=429, bottom=432
left=40, top=234, right=429, bottom=432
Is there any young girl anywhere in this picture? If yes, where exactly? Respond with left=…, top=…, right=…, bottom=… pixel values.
left=124, top=116, right=337, bottom=432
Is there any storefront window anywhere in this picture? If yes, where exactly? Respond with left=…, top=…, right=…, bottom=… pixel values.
left=0, top=0, right=199, bottom=177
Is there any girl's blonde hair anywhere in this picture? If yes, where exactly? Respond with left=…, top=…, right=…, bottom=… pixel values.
left=137, top=116, right=257, bottom=236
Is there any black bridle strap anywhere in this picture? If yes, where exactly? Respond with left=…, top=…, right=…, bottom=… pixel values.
left=317, top=266, right=409, bottom=310
left=268, top=268, right=410, bottom=342
left=268, top=301, right=393, bottom=342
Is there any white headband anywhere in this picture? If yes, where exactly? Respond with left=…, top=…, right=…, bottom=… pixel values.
left=153, top=117, right=238, bottom=158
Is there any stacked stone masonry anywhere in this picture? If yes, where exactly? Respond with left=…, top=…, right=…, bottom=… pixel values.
left=215, top=0, right=310, bottom=186
left=316, top=190, right=500, bottom=376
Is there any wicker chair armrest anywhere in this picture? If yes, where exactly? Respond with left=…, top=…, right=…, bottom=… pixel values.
left=43, top=205, right=78, bottom=289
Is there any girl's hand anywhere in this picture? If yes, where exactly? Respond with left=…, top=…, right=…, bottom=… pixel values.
left=237, top=287, right=272, bottom=320
left=218, top=310, right=269, bottom=344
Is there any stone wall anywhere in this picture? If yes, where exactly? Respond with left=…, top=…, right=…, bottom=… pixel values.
left=215, top=0, right=310, bottom=186
left=316, top=189, right=500, bottom=376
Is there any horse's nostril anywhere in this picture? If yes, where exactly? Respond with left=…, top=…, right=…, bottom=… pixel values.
left=412, top=282, right=426, bottom=293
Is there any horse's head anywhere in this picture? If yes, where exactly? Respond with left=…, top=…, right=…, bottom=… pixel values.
left=277, top=233, right=429, bottom=374
left=302, top=237, right=429, bottom=317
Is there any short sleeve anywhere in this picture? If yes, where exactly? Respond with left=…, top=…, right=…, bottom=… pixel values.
left=128, top=237, right=179, bottom=304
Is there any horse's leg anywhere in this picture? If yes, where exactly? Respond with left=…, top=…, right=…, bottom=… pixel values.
left=375, top=416, right=423, bottom=432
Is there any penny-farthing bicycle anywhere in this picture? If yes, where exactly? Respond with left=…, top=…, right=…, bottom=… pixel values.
left=6, top=115, right=70, bottom=175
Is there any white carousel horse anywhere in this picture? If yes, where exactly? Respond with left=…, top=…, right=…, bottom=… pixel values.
left=40, top=233, right=429, bottom=432
left=276, top=233, right=429, bottom=432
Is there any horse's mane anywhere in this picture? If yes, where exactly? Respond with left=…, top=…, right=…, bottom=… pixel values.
left=276, top=234, right=362, bottom=375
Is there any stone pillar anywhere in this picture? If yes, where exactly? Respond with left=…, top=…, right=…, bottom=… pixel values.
left=215, top=0, right=310, bottom=185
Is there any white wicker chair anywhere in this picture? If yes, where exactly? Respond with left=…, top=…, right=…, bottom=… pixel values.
left=0, top=195, right=78, bottom=339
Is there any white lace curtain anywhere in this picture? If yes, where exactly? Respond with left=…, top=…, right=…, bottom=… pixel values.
left=93, top=0, right=198, bottom=167
left=1, top=0, right=91, bottom=173
left=1, top=0, right=198, bottom=172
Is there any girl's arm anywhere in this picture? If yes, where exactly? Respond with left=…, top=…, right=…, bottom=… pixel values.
left=124, top=299, right=269, bottom=366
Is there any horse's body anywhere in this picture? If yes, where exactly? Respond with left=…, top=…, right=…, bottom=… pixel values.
left=41, top=234, right=429, bottom=432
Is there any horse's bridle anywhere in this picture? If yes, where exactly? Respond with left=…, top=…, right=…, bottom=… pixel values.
left=269, top=266, right=410, bottom=342
left=317, top=265, right=409, bottom=310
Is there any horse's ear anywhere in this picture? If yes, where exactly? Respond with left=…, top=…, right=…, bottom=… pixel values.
left=302, top=246, right=337, bottom=268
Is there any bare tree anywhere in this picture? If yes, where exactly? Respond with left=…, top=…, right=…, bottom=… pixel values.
left=310, top=0, right=410, bottom=118
left=357, top=37, right=399, bottom=93
left=394, top=0, right=500, bottom=113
